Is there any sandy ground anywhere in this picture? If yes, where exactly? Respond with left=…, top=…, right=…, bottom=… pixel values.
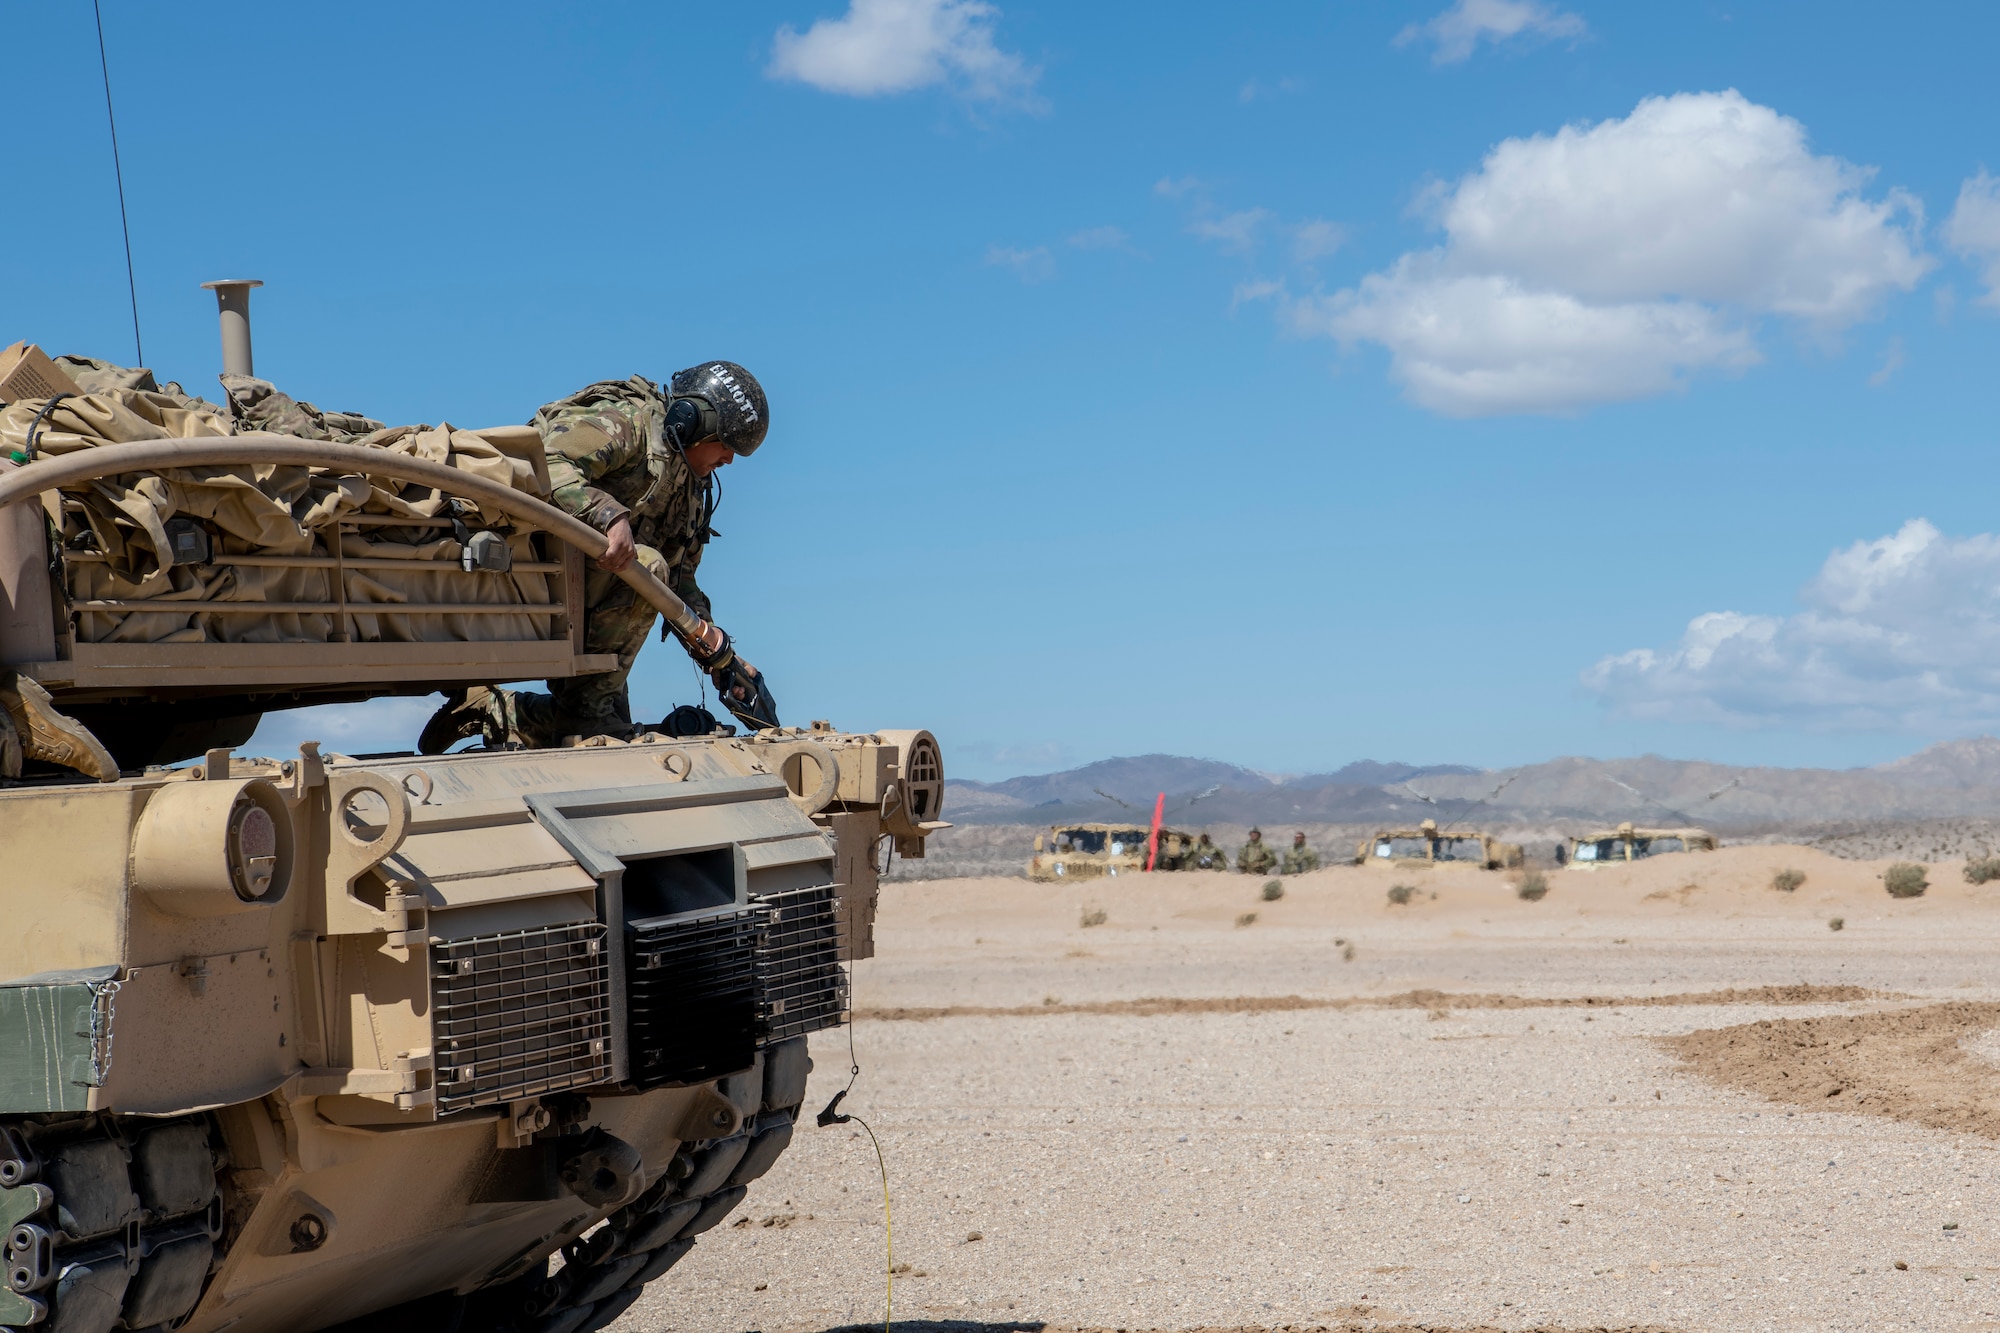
left=621, top=845, right=2000, bottom=1333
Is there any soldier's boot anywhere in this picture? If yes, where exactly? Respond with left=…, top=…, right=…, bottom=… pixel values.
left=418, top=686, right=497, bottom=756
left=0, top=673, right=118, bottom=781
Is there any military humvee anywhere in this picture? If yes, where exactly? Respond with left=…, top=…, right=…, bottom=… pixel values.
left=1355, top=818, right=1523, bottom=870
left=1561, top=821, right=1716, bottom=869
left=1027, top=824, right=1192, bottom=881
left=0, top=314, right=946, bottom=1332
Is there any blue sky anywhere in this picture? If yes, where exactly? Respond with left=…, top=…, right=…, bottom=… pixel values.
left=10, top=0, right=2000, bottom=781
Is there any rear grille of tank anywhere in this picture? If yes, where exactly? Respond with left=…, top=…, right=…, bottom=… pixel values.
left=430, top=922, right=612, bottom=1113
left=753, top=884, right=847, bottom=1042
left=626, top=906, right=762, bottom=1088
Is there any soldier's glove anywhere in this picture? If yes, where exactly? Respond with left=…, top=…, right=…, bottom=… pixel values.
left=667, top=619, right=736, bottom=672
left=712, top=660, right=780, bottom=732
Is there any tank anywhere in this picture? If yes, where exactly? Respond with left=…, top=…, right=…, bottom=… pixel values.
left=1027, top=823, right=1192, bottom=880
left=0, top=323, right=948, bottom=1331
left=1354, top=818, right=1524, bottom=870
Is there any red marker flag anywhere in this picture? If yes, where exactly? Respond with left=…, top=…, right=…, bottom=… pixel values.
left=1146, top=792, right=1165, bottom=871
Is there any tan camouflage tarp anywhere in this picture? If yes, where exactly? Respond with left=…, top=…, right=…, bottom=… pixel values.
left=0, top=382, right=557, bottom=647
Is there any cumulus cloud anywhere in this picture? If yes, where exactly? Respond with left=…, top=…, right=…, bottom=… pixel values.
left=1397, top=0, right=1585, bottom=64
left=1291, top=219, right=1346, bottom=263
left=1190, top=209, right=1270, bottom=255
left=1288, top=91, right=1930, bottom=416
left=985, top=244, right=1054, bottom=282
left=1585, top=520, right=2000, bottom=732
left=1945, top=170, right=2000, bottom=306
left=769, top=0, right=1037, bottom=103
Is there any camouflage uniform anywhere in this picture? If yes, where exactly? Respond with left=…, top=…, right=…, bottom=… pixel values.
left=1237, top=830, right=1276, bottom=876
left=1280, top=834, right=1319, bottom=875
left=1188, top=835, right=1229, bottom=872
left=483, top=377, right=713, bottom=748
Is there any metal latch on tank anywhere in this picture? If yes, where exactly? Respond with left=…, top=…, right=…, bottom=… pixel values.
left=294, top=1048, right=435, bottom=1110
left=382, top=888, right=428, bottom=948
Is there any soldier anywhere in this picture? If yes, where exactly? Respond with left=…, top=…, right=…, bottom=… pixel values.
left=421, top=363, right=773, bottom=753
left=1237, top=827, right=1276, bottom=876
left=1280, top=830, right=1319, bottom=875
left=1188, top=833, right=1229, bottom=872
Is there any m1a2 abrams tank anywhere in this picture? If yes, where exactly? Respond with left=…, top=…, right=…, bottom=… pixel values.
left=0, top=308, right=948, bottom=1332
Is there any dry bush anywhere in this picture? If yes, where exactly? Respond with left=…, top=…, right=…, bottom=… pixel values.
left=1828, top=917, right=1845, bottom=931
left=1964, top=856, right=2000, bottom=884
left=1387, top=884, right=1415, bottom=906
left=1261, top=879, right=1285, bottom=902
left=1235, top=912, right=1258, bottom=928
left=1771, top=867, right=1806, bottom=893
left=1516, top=870, right=1549, bottom=902
left=1079, top=906, right=1108, bottom=928
left=1883, top=862, right=1929, bottom=898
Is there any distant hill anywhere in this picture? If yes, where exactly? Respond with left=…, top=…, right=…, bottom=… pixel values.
left=942, top=739, right=2000, bottom=829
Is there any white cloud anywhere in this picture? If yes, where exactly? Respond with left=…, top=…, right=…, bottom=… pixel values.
left=985, top=244, right=1054, bottom=282
left=1190, top=208, right=1270, bottom=255
left=1067, top=225, right=1130, bottom=251
left=245, top=696, right=441, bottom=759
left=1239, top=75, right=1307, bottom=103
left=1585, top=520, right=2000, bottom=732
left=1945, top=170, right=2000, bottom=306
left=1397, top=0, right=1585, bottom=65
left=1291, top=219, right=1346, bottom=262
left=1153, top=176, right=1202, bottom=199
left=769, top=0, right=1037, bottom=103
left=1292, top=91, right=1930, bottom=416
left=1868, top=336, right=1906, bottom=387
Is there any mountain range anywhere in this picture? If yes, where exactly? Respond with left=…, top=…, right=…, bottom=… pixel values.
left=943, top=738, right=2000, bottom=829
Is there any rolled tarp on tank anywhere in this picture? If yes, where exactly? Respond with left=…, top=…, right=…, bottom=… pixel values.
left=0, top=428, right=707, bottom=648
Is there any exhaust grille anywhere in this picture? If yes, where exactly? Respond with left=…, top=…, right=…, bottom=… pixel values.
left=754, top=884, right=847, bottom=1042
left=430, top=922, right=611, bottom=1113
left=627, top=906, right=761, bottom=1088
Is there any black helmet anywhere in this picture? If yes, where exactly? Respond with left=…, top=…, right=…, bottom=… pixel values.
left=667, top=361, right=768, bottom=456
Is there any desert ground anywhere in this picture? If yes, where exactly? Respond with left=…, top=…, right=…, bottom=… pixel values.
left=625, top=844, right=2000, bottom=1333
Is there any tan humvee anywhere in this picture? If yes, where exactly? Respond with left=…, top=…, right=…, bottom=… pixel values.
left=1562, top=821, right=1716, bottom=869
left=0, top=330, right=949, bottom=1331
left=1028, top=823, right=1194, bottom=880
left=1354, top=817, right=1523, bottom=870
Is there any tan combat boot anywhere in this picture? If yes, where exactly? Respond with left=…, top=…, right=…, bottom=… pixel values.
left=0, top=672, right=118, bottom=782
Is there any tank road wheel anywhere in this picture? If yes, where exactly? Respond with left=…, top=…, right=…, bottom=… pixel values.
left=0, top=1113, right=227, bottom=1333
left=454, top=1035, right=816, bottom=1333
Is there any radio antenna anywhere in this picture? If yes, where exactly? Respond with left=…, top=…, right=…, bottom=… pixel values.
left=93, top=0, right=143, bottom=366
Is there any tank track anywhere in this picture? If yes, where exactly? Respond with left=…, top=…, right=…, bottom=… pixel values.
left=362, top=1034, right=817, bottom=1333
left=0, top=1112, right=227, bottom=1333
left=0, top=1038, right=811, bottom=1333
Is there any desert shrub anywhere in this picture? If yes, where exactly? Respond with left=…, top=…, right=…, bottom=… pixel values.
left=1965, top=857, right=2000, bottom=885
left=1387, top=884, right=1415, bottom=906
left=1341, top=942, right=1356, bottom=962
left=1771, top=868, right=1806, bottom=893
left=1235, top=912, right=1258, bottom=928
left=1883, top=862, right=1929, bottom=898
left=1261, top=879, right=1285, bottom=902
left=1080, top=906, right=1107, bottom=928
left=1516, top=870, right=1549, bottom=902
left=1828, top=917, right=1845, bottom=931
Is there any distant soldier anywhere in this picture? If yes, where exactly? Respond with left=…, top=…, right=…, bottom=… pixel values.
left=1189, top=833, right=1229, bottom=872
left=1281, top=831, right=1319, bottom=875
left=1237, top=827, right=1276, bottom=876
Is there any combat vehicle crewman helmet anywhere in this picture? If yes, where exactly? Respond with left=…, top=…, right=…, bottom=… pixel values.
left=667, top=360, right=769, bottom=456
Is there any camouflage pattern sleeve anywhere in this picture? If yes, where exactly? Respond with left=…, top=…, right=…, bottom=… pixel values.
left=539, top=401, right=648, bottom=533
left=673, top=540, right=712, bottom=623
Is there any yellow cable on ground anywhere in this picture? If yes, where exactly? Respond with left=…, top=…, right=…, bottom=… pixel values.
left=848, top=1114, right=892, bottom=1333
